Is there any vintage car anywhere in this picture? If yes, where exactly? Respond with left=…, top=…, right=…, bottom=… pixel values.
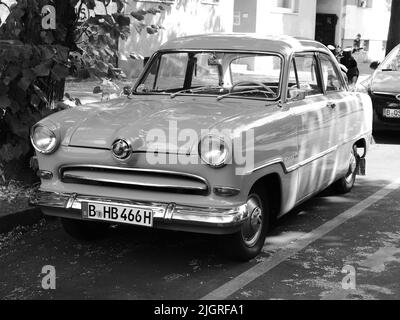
left=358, top=43, right=400, bottom=131
left=30, top=34, right=373, bottom=261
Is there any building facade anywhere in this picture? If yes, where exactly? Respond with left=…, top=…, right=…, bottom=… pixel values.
left=233, top=0, right=317, bottom=39
left=316, top=0, right=391, bottom=60
left=119, top=0, right=235, bottom=79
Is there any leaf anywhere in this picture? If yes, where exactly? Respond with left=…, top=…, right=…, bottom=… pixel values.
left=32, top=62, right=51, bottom=77
left=0, top=95, right=11, bottom=109
left=30, top=94, right=41, bottom=108
left=93, top=86, right=103, bottom=94
left=131, top=12, right=145, bottom=21
left=147, top=8, right=161, bottom=15
left=95, top=60, right=109, bottom=73
left=146, top=26, right=158, bottom=35
left=51, top=64, right=69, bottom=81
left=41, top=31, right=55, bottom=45
left=18, top=77, right=32, bottom=92
left=65, top=92, right=74, bottom=101
left=0, top=83, right=9, bottom=95
left=129, top=52, right=144, bottom=60
left=74, top=98, right=82, bottom=106
left=33, top=85, right=49, bottom=104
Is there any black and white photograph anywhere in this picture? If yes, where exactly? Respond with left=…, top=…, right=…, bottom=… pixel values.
left=0, top=0, right=400, bottom=308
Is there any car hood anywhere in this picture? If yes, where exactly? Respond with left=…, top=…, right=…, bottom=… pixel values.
left=371, top=71, right=400, bottom=94
left=46, top=96, right=255, bottom=152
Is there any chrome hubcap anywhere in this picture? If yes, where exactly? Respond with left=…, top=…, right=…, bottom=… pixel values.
left=242, top=196, right=263, bottom=247
left=345, top=149, right=357, bottom=184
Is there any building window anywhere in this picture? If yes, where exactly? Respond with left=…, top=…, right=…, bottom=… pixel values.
left=201, top=0, right=220, bottom=5
left=358, top=0, right=373, bottom=8
left=272, top=0, right=299, bottom=14
left=233, top=11, right=241, bottom=26
left=136, top=0, right=175, bottom=3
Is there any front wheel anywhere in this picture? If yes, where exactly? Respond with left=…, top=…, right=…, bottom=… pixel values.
left=61, top=218, right=109, bottom=241
left=222, top=190, right=270, bottom=261
left=333, top=145, right=358, bottom=194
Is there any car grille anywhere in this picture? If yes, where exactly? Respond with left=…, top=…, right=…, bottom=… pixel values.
left=371, top=92, right=400, bottom=124
left=59, top=165, right=210, bottom=196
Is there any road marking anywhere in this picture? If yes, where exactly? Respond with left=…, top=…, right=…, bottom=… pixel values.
left=201, top=178, right=400, bottom=300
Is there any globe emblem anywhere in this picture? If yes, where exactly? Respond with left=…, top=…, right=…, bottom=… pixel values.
left=112, top=139, right=131, bottom=160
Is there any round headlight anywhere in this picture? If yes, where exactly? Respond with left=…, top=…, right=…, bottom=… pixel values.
left=199, top=135, right=230, bottom=168
left=31, top=125, right=58, bottom=154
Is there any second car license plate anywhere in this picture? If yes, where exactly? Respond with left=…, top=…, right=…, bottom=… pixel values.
left=82, top=202, right=153, bottom=227
left=383, top=108, right=400, bottom=118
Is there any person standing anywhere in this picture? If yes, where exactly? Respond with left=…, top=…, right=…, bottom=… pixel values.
left=353, top=34, right=362, bottom=52
left=340, top=48, right=359, bottom=85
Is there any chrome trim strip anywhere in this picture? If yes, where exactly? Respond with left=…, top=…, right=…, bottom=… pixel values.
left=251, top=132, right=371, bottom=174
left=62, top=172, right=208, bottom=192
left=59, top=164, right=209, bottom=188
left=252, top=158, right=285, bottom=173
left=372, top=91, right=399, bottom=97
left=286, top=145, right=338, bottom=172
left=31, top=191, right=249, bottom=228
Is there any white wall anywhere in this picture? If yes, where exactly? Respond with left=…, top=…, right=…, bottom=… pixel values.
left=255, top=0, right=317, bottom=39
left=119, top=0, right=234, bottom=79
left=343, top=1, right=390, bottom=41
left=343, top=1, right=390, bottom=60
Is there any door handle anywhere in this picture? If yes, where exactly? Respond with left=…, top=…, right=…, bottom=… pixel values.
left=327, top=101, right=336, bottom=109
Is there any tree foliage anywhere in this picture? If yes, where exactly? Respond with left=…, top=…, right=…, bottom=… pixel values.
left=0, top=0, right=165, bottom=181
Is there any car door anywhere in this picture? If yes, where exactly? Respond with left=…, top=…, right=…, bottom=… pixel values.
left=318, top=53, right=361, bottom=178
left=286, top=52, right=338, bottom=203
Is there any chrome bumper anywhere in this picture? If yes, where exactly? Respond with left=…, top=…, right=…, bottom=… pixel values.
left=30, top=191, right=249, bottom=234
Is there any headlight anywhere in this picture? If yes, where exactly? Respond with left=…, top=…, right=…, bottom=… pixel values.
left=199, top=135, right=230, bottom=168
left=30, top=125, right=59, bottom=154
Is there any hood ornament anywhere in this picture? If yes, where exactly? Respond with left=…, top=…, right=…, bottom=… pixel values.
left=112, top=139, right=132, bottom=160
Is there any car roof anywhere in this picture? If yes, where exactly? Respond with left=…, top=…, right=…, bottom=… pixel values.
left=159, top=33, right=329, bottom=55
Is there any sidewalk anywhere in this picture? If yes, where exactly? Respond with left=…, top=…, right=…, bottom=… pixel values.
left=0, top=183, right=43, bottom=234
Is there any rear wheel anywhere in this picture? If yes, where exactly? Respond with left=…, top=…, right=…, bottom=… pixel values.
left=61, top=218, right=109, bottom=241
left=333, top=145, right=358, bottom=194
left=222, top=189, right=270, bottom=261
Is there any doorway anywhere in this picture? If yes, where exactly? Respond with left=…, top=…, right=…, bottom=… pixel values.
left=315, top=13, right=338, bottom=46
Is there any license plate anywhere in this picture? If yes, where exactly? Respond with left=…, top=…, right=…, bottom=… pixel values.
left=82, top=202, right=153, bottom=227
left=383, top=108, right=400, bottom=118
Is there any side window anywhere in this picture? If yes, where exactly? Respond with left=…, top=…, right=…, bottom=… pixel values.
left=191, top=53, right=221, bottom=87
left=144, top=53, right=188, bottom=91
left=319, top=54, right=345, bottom=92
left=287, top=54, right=322, bottom=98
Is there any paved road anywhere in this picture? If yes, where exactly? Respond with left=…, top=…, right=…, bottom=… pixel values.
left=1, top=132, right=400, bottom=300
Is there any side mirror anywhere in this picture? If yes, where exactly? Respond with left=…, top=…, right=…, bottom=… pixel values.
left=123, top=86, right=132, bottom=96
left=288, top=88, right=306, bottom=101
left=370, top=61, right=380, bottom=70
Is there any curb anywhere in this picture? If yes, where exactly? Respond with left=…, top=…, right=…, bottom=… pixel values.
left=0, top=207, right=44, bottom=234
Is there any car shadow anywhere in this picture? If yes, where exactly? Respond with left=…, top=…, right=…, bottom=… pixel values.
left=373, top=131, right=400, bottom=145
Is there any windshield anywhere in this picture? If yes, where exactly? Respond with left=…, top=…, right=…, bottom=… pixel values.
left=135, top=51, right=282, bottom=100
left=380, top=45, right=400, bottom=71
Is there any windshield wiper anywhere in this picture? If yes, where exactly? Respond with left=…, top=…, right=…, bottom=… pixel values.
left=217, top=89, right=276, bottom=101
left=170, top=86, right=224, bottom=99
